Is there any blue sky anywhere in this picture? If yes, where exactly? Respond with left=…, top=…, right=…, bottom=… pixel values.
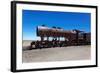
left=22, top=10, right=91, bottom=40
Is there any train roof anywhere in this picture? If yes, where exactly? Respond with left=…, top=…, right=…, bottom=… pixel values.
left=37, top=26, right=76, bottom=33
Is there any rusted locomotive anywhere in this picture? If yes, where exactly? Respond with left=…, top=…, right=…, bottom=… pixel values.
left=30, top=25, right=91, bottom=49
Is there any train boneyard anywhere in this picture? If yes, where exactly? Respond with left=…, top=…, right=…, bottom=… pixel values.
left=30, top=25, right=91, bottom=49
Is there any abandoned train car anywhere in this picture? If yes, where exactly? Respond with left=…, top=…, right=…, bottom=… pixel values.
left=30, top=25, right=91, bottom=49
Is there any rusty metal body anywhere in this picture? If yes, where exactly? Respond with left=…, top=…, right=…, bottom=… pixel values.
left=30, top=26, right=91, bottom=49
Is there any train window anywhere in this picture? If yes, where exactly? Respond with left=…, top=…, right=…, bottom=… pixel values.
left=44, top=37, right=47, bottom=40
left=49, top=37, right=53, bottom=41
left=60, top=37, right=65, bottom=41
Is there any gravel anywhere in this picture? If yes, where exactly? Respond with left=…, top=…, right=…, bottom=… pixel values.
left=22, top=45, right=91, bottom=63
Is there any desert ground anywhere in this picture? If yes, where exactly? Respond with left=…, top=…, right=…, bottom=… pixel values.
left=22, top=41, right=91, bottom=63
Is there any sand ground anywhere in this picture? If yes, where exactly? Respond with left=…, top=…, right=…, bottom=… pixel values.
left=22, top=45, right=91, bottom=63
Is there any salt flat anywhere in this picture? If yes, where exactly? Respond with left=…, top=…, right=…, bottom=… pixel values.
left=22, top=45, right=91, bottom=63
